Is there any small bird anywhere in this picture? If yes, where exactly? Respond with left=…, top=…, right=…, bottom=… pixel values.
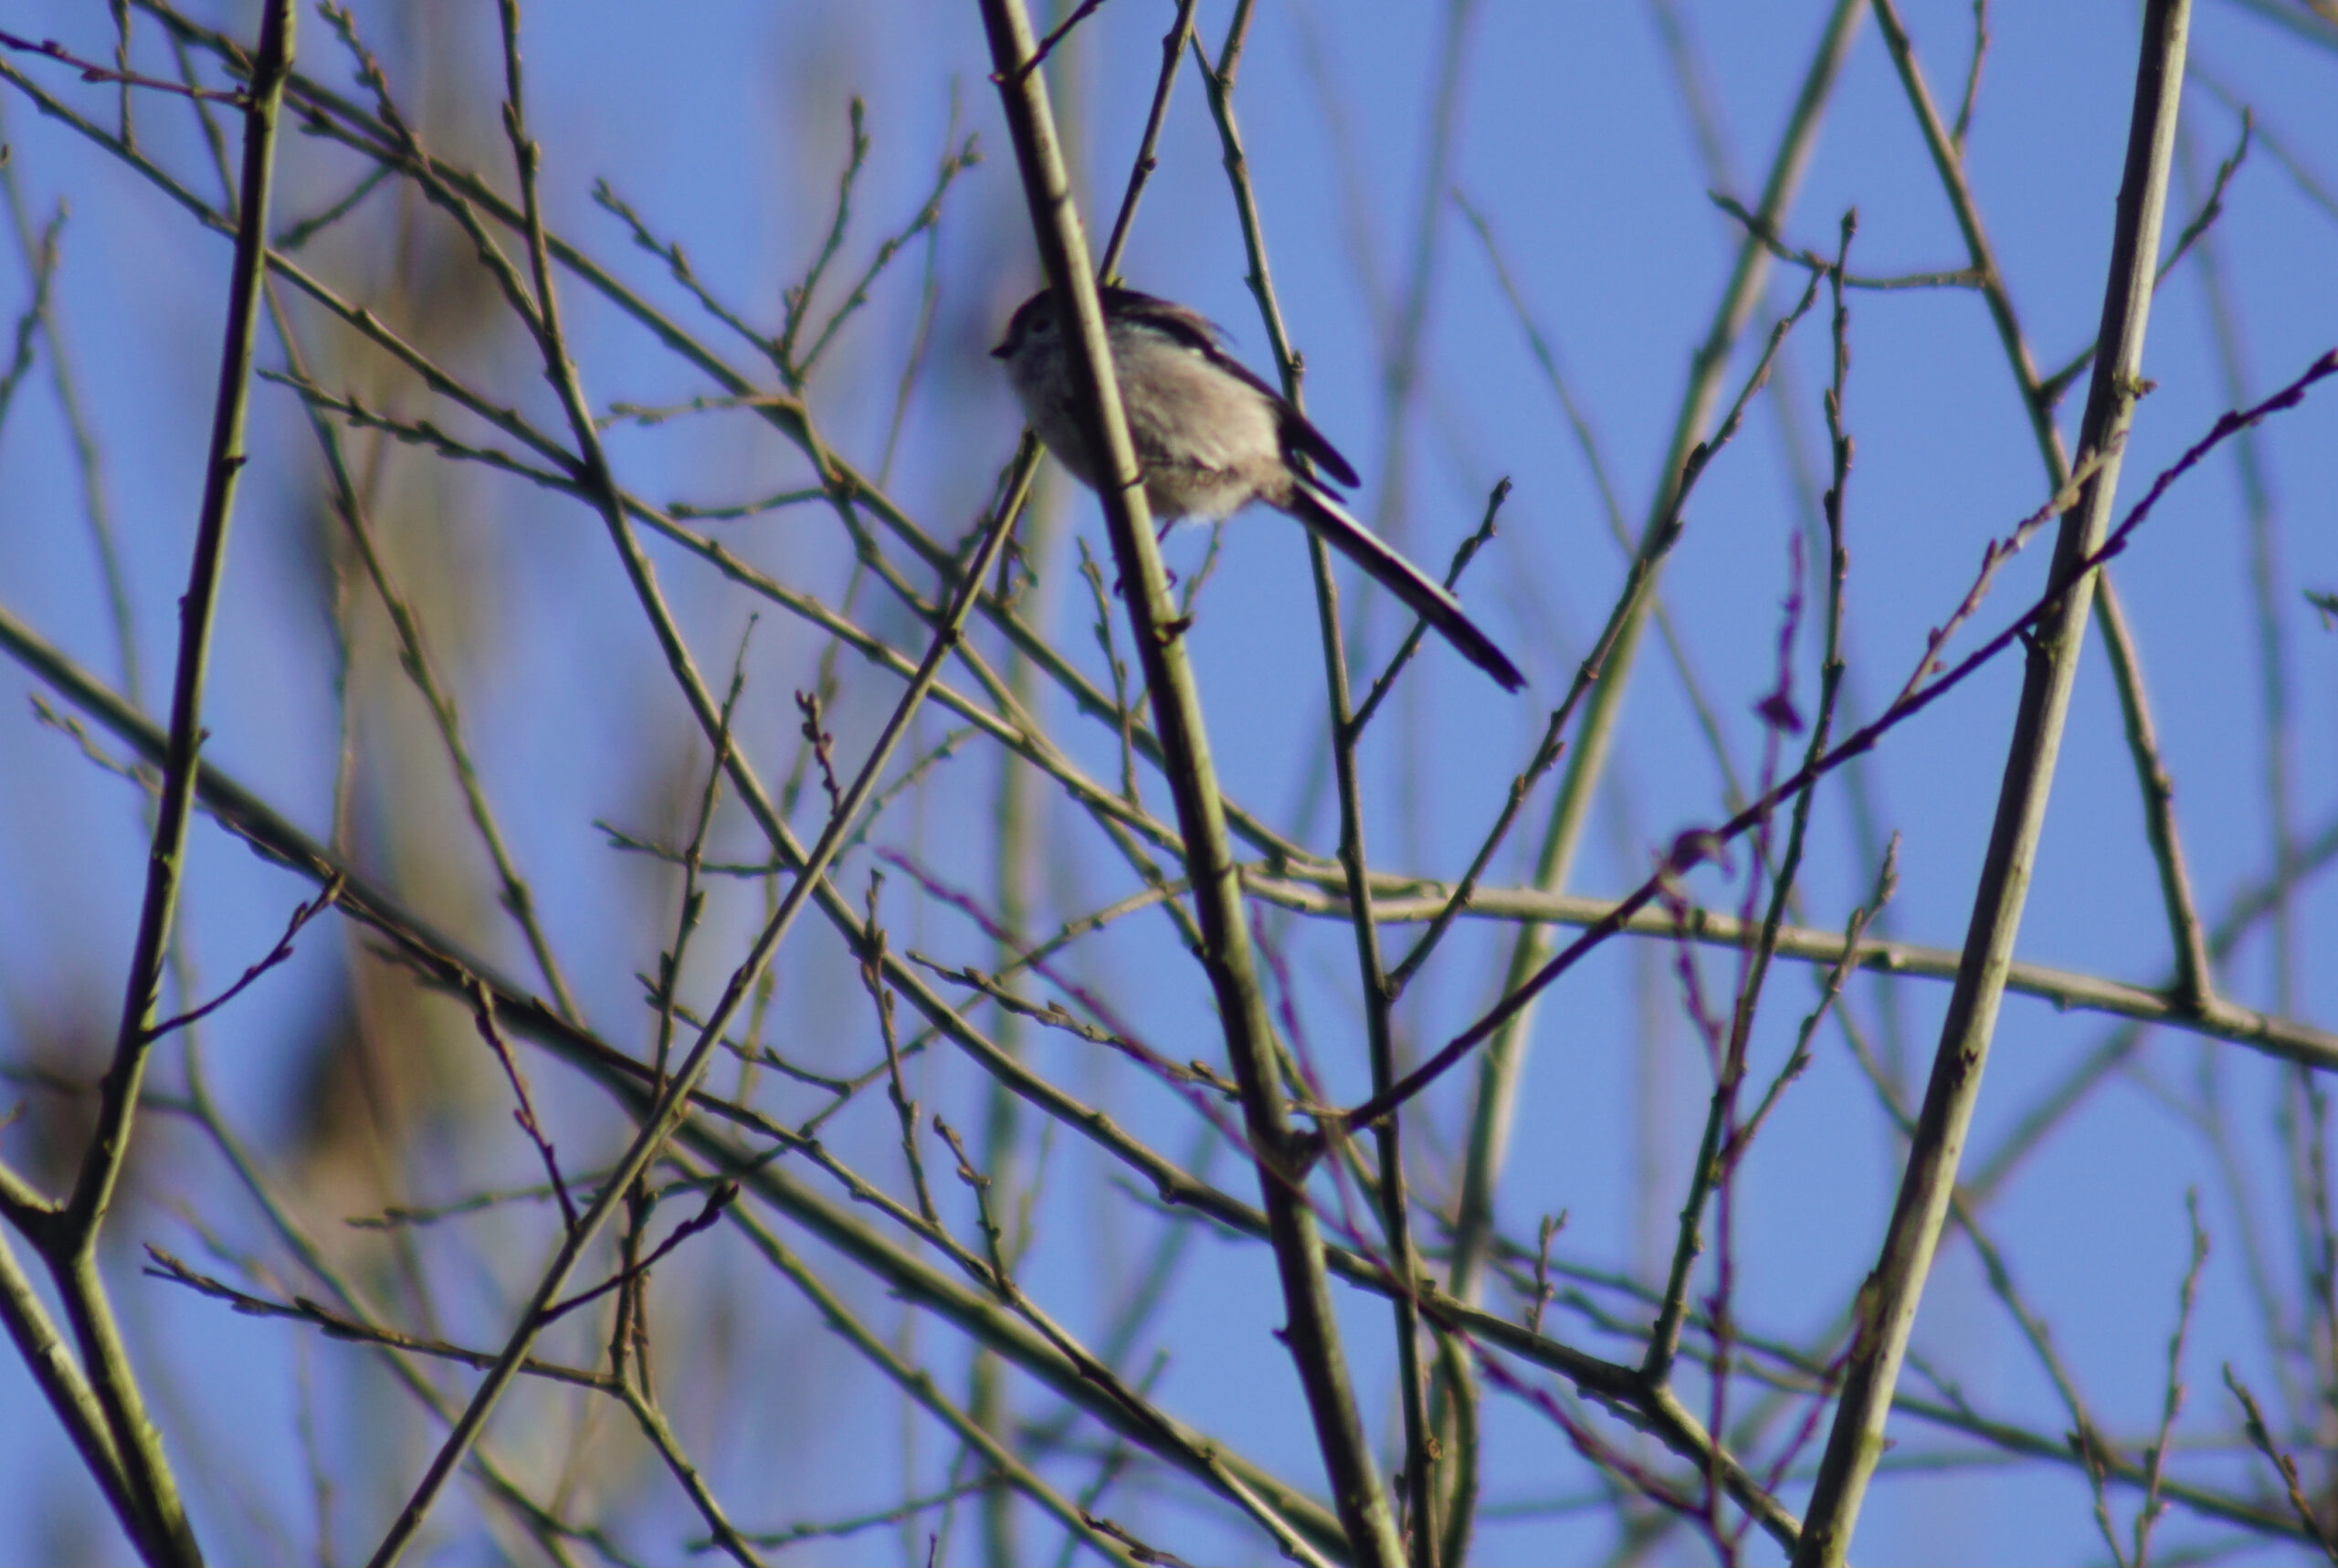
left=992, top=285, right=1525, bottom=692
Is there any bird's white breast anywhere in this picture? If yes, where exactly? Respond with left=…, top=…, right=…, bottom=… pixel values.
left=1008, top=317, right=1288, bottom=523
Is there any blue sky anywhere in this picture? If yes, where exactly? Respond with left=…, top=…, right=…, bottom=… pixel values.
left=3, top=1, right=2337, bottom=1563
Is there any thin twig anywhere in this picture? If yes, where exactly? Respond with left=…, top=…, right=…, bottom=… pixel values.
left=795, top=689, right=844, bottom=824
left=1096, top=0, right=1200, bottom=279
left=467, top=980, right=578, bottom=1232
left=539, top=1181, right=738, bottom=1326
left=2224, top=1367, right=2338, bottom=1560
left=1951, top=0, right=1989, bottom=147
left=142, top=876, right=342, bottom=1044
left=1708, top=193, right=1981, bottom=290
left=0, top=200, right=62, bottom=430
left=863, top=881, right=940, bottom=1226
left=0, top=27, right=244, bottom=104
left=143, top=1247, right=616, bottom=1388
left=1349, top=479, right=1509, bottom=737
left=2133, top=1193, right=2209, bottom=1568
left=1014, top=0, right=1112, bottom=79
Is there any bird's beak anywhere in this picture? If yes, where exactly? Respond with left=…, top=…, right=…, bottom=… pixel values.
left=989, top=339, right=1011, bottom=360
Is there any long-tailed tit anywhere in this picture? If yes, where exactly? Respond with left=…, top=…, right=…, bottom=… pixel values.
left=992, top=285, right=1525, bottom=692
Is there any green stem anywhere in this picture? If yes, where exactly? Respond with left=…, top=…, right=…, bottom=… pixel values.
left=1793, top=5, right=2193, bottom=1559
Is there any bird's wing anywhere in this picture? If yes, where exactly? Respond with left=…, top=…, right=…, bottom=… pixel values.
left=1102, top=288, right=1362, bottom=489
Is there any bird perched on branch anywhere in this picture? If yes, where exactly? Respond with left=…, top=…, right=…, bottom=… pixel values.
left=993, top=284, right=1525, bottom=692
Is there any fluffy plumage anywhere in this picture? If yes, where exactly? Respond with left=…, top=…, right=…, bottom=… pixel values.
left=993, top=286, right=1524, bottom=692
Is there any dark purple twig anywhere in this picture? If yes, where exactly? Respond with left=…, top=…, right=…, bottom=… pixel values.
left=541, top=1182, right=738, bottom=1326
left=143, top=876, right=343, bottom=1043
left=467, top=978, right=579, bottom=1233
left=1350, top=479, right=1510, bottom=736
left=874, top=846, right=1152, bottom=1044
left=796, top=689, right=843, bottom=823
left=1011, top=0, right=1113, bottom=78
left=1473, top=1350, right=1702, bottom=1523
left=0, top=28, right=246, bottom=105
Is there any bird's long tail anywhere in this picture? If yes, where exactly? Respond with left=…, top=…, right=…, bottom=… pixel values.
left=1286, top=482, right=1525, bottom=692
